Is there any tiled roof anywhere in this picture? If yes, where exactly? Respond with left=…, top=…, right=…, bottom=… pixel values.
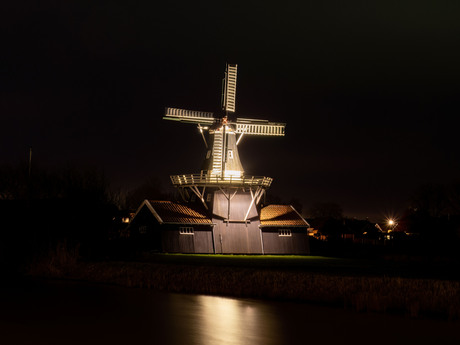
left=260, top=204, right=309, bottom=227
left=147, top=200, right=212, bottom=224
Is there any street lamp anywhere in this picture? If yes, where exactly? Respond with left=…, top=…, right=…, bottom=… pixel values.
left=387, top=219, right=398, bottom=236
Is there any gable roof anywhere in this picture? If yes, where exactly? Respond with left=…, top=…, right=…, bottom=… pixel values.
left=138, top=200, right=212, bottom=225
left=260, top=204, right=309, bottom=227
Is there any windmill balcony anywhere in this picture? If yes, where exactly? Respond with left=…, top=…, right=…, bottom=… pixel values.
left=170, top=172, right=273, bottom=188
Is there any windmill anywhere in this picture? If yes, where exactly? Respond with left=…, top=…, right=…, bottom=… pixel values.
left=164, top=64, right=286, bottom=253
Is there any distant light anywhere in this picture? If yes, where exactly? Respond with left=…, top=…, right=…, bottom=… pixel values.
left=388, top=219, right=394, bottom=226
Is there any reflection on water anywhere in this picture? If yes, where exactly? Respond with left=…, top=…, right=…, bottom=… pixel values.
left=169, top=294, right=280, bottom=345
left=198, top=295, right=276, bottom=345
left=1, top=279, right=460, bottom=345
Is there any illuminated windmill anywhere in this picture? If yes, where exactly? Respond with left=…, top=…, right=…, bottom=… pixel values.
left=164, top=64, right=286, bottom=253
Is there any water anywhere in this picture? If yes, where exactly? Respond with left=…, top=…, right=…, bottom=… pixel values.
left=1, top=279, right=459, bottom=345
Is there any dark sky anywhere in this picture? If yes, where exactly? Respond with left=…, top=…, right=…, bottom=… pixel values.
left=2, top=1, right=460, bottom=220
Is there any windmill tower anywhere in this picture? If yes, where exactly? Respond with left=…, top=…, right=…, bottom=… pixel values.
left=164, top=64, right=286, bottom=253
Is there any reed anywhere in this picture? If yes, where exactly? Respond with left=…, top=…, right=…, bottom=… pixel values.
left=29, top=258, right=460, bottom=320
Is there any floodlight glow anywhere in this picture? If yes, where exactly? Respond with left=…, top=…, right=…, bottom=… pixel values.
left=224, top=170, right=242, bottom=178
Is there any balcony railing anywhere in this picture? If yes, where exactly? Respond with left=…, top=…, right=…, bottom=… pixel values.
left=170, top=172, right=273, bottom=188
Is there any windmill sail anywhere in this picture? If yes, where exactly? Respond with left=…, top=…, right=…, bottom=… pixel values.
left=235, top=118, right=286, bottom=136
left=163, top=107, right=215, bottom=125
left=222, top=64, right=237, bottom=113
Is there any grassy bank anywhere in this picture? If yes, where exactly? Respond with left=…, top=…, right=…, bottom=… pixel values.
left=28, top=252, right=460, bottom=320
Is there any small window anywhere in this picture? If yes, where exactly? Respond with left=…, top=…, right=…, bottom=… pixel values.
left=179, top=227, right=194, bottom=235
left=227, top=149, right=234, bottom=159
left=139, top=226, right=148, bottom=234
left=206, top=193, right=212, bottom=202
left=206, top=150, right=211, bottom=159
left=278, top=229, right=292, bottom=237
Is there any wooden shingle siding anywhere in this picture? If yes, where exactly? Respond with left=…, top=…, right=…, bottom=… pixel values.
left=212, top=219, right=262, bottom=254
left=211, top=190, right=263, bottom=254
left=161, top=226, right=214, bottom=253
left=193, top=228, right=214, bottom=253
left=212, top=191, right=259, bottom=220
left=178, top=232, right=195, bottom=253
left=261, top=228, right=310, bottom=254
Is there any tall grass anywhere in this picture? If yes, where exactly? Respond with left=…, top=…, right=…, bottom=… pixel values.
left=29, top=241, right=80, bottom=276
left=29, top=258, right=460, bottom=320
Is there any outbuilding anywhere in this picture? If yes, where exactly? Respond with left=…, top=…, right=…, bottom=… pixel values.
left=127, top=200, right=310, bottom=255
left=259, top=205, right=310, bottom=254
left=128, top=200, right=214, bottom=253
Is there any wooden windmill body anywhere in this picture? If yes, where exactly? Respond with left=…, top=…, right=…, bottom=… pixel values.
left=164, top=64, right=286, bottom=253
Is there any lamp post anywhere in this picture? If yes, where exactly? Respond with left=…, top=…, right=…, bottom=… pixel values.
left=387, top=219, right=397, bottom=239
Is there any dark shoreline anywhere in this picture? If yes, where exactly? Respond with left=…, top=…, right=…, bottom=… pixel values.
left=28, top=258, right=460, bottom=320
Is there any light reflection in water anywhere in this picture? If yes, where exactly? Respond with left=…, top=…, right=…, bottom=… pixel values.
left=167, top=293, right=280, bottom=345
left=2, top=280, right=460, bottom=345
left=196, top=295, right=279, bottom=345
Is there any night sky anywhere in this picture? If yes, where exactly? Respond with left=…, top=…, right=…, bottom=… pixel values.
left=3, top=1, right=460, bottom=220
